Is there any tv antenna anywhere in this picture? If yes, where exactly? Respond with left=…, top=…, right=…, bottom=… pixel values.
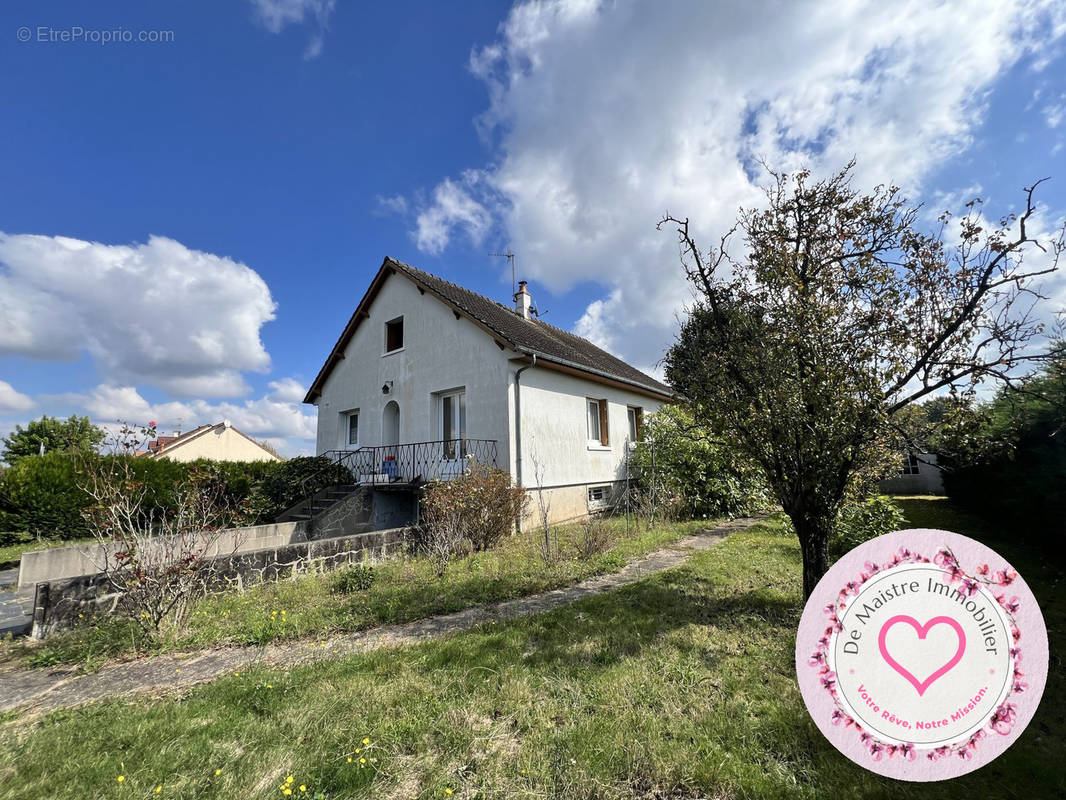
left=489, top=251, right=516, bottom=298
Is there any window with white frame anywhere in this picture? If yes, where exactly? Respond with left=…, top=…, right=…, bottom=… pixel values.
left=587, top=485, right=610, bottom=507
left=587, top=398, right=608, bottom=445
left=901, top=452, right=921, bottom=475
left=345, top=410, right=360, bottom=447
left=627, top=406, right=643, bottom=442
left=440, top=388, right=467, bottom=459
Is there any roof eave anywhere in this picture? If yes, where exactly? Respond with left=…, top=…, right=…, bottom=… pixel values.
left=512, top=347, right=674, bottom=402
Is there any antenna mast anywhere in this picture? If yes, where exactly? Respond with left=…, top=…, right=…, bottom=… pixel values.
left=489, top=251, right=516, bottom=297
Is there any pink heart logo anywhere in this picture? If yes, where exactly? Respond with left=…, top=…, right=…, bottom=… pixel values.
left=878, top=615, right=966, bottom=696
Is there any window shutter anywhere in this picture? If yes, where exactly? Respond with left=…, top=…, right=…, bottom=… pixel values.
left=598, top=399, right=609, bottom=445
left=635, top=407, right=643, bottom=440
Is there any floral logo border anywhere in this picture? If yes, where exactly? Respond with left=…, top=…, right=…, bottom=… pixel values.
left=808, top=545, right=1027, bottom=762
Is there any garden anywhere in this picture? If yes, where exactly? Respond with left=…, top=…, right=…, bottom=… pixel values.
left=0, top=499, right=1060, bottom=800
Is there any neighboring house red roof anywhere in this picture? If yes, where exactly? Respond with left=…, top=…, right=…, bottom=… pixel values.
left=304, top=257, right=674, bottom=404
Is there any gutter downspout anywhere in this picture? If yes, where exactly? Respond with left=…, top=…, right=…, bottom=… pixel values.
left=513, top=354, right=536, bottom=490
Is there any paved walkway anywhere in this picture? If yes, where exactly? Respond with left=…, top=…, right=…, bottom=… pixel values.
left=0, top=569, right=32, bottom=638
left=0, top=516, right=762, bottom=714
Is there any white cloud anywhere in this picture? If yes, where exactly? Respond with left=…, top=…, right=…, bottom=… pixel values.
left=414, top=171, right=495, bottom=254
left=420, top=0, right=1066, bottom=374
left=375, top=194, right=409, bottom=216
left=80, top=382, right=317, bottom=456
left=249, top=0, right=336, bottom=59
left=267, top=377, right=308, bottom=403
left=0, top=233, right=276, bottom=398
left=1043, top=96, right=1066, bottom=127
left=0, top=380, right=33, bottom=413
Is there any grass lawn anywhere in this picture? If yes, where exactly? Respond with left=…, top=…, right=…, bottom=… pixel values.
left=0, top=501, right=1060, bottom=799
left=0, top=535, right=90, bottom=571
left=1, top=517, right=710, bottom=671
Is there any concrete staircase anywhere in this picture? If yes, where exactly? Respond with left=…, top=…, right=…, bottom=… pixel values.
left=277, top=484, right=362, bottom=523
left=276, top=484, right=379, bottom=540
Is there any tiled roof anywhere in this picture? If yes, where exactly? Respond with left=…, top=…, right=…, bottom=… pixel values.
left=390, top=260, right=672, bottom=396
left=304, top=257, right=673, bottom=402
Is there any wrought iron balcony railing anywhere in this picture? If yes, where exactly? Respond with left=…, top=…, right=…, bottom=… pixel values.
left=322, top=438, right=499, bottom=486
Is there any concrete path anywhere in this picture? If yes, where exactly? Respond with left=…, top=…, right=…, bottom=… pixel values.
left=0, top=568, right=32, bottom=638
left=0, top=516, right=762, bottom=715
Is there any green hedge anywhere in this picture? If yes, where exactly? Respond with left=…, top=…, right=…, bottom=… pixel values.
left=0, top=453, right=347, bottom=541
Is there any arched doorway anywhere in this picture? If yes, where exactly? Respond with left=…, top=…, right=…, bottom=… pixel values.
left=382, top=401, right=400, bottom=447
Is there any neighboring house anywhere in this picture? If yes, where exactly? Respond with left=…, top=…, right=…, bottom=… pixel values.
left=304, top=257, right=674, bottom=525
left=878, top=451, right=944, bottom=495
left=145, top=421, right=282, bottom=463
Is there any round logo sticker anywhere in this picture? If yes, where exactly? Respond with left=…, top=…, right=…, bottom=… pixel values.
left=795, top=528, right=1048, bottom=781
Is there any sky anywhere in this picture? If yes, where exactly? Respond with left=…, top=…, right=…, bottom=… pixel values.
left=1, top=0, right=1065, bottom=457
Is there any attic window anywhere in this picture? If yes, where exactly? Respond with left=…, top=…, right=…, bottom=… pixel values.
left=385, top=317, right=404, bottom=353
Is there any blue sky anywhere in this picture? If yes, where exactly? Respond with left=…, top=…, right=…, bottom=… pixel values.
left=2, top=0, right=1065, bottom=455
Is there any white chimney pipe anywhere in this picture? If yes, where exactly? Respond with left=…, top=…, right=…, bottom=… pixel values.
left=515, top=280, right=532, bottom=320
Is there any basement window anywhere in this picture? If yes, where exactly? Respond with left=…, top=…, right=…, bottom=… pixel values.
left=385, top=316, right=404, bottom=353
left=588, top=485, right=610, bottom=508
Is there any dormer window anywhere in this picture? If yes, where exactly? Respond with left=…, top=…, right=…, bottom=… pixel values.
left=385, top=316, right=404, bottom=353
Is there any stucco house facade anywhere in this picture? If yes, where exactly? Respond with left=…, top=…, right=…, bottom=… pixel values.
left=304, top=257, right=673, bottom=525
left=145, top=421, right=282, bottom=463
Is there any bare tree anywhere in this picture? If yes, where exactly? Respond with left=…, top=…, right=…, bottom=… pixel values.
left=528, top=440, right=555, bottom=562
left=662, top=162, right=1064, bottom=597
left=80, top=423, right=237, bottom=634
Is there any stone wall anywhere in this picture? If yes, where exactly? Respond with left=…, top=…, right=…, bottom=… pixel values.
left=31, top=526, right=408, bottom=639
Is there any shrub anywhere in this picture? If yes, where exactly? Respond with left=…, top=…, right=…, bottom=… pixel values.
left=81, top=455, right=237, bottom=635
left=629, top=405, right=771, bottom=521
left=830, top=496, right=906, bottom=559
left=575, top=515, right=612, bottom=559
left=420, top=465, right=527, bottom=574
left=332, top=563, right=376, bottom=594
left=248, top=456, right=353, bottom=521
left=0, top=452, right=310, bottom=540
left=0, top=451, right=91, bottom=539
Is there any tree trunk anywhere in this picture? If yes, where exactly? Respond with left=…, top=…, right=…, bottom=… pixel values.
left=791, top=512, right=832, bottom=599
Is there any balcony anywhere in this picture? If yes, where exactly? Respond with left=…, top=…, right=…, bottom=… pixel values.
left=322, top=438, right=499, bottom=487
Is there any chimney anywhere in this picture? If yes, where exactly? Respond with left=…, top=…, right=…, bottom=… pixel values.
left=173, top=430, right=181, bottom=438
left=515, top=280, right=532, bottom=320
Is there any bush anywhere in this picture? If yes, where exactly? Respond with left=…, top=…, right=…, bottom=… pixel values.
left=0, top=451, right=91, bottom=539
left=248, top=456, right=353, bottom=521
left=420, top=465, right=527, bottom=574
left=0, top=452, right=323, bottom=540
left=830, top=496, right=906, bottom=559
left=332, top=563, right=376, bottom=594
left=575, top=515, right=612, bottom=559
left=630, top=405, right=771, bottom=521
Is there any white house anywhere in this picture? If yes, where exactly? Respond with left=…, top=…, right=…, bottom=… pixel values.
left=304, top=257, right=674, bottom=525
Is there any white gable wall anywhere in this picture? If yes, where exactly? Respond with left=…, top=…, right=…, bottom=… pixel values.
left=313, top=273, right=512, bottom=458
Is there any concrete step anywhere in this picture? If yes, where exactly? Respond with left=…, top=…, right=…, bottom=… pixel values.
left=0, top=616, right=31, bottom=638
left=0, top=587, right=33, bottom=638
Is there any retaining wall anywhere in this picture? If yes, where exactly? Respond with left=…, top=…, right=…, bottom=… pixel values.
left=31, top=526, right=407, bottom=639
